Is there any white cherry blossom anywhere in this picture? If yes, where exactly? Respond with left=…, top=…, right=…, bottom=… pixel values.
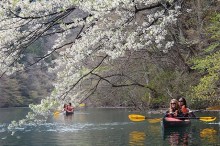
left=0, top=0, right=182, bottom=129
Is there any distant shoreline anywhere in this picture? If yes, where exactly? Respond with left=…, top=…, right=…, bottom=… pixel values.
left=0, top=106, right=219, bottom=112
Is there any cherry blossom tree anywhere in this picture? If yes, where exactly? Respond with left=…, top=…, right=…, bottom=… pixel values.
left=0, top=0, right=182, bottom=129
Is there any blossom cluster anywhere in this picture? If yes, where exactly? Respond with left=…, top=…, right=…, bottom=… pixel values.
left=0, top=0, right=182, bottom=130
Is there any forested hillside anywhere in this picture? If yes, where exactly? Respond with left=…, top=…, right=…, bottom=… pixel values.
left=0, top=39, right=54, bottom=107
left=0, top=0, right=219, bottom=110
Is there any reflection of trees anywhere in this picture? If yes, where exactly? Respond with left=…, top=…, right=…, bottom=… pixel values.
left=147, top=118, right=161, bottom=124
left=53, top=113, right=74, bottom=124
left=129, top=131, right=146, bottom=146
left=63, top=115, right=73, bottom=124
left=163, top=127, right=190, bottom=146
left=53, top=111, right=89, bottom=124
left=168, top=132, right=179, bottom=146
left=200, top=128, right=217, bottom=143
left=168, top=132, right=189, bottom=146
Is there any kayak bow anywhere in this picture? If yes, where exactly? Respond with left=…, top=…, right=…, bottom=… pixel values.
left=162, top=117, right=191, bottom=128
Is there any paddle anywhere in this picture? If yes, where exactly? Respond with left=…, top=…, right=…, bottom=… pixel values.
left=54, top=111, right=60, bottom=115
left=174, top=116, right=217, bottom=122
left=128, top=114, right=216, bottom=122
left=128, top=114, right=162, bottom=122
left=79, top=103, right=86, bottom=107
left=206, top=105, right=220, bottom=110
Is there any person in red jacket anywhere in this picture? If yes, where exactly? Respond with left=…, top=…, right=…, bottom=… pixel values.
left=178, top=97, right=195, bottom=117
left=66, top=102, right=74, bottom=115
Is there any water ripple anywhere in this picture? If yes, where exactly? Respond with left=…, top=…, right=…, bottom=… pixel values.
left=1, top=120, right=145, bottom=134
left=208, top=122, right=220, bottom=125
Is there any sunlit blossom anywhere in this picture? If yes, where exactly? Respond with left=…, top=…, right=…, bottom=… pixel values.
left=0, top=0, right=181, bottom=130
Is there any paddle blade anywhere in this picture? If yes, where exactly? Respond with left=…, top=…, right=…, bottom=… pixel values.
left=148, top=118, right=162, bottom=123
left=54, top=111, right=60, bottom=116
left=128, top=114, right=146, bottom=122
left=206, top=106, right=220, bottom=110
left=199, top=117, right=216, bottom=122
left=79, top=103, right=85, bottom=107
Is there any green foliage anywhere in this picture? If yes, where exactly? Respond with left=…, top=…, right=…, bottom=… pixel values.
left=149, top=68, right=194, bottom=99
left=208, top=13, right=220, bottom=40
left=190, top=99, right=212, bottom=109
left=190, top=98, right=220, bottom=109
left=0, top=68, right=53, bottom=107
left=0, top=76, right=25, bottom=107
left=191, top=51, right=220, bottom=99
left=204, top=43, right=219, bottom=53
left=149, top=95, right=168, bottom=109
left=191, top=12, right=220, bottom=100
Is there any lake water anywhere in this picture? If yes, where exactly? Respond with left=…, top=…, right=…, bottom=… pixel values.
left=0, top=107, right=219, bottom=146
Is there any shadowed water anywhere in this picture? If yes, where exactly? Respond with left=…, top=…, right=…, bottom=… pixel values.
left=0, top=108, right=219, bottom=146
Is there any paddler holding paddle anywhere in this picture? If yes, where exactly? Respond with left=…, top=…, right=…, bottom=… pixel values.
left=178, top=97, right=196, bottom=117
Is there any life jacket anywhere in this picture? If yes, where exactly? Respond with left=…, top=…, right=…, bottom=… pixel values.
left=181, top=105, right=188, bottom=114
left=67, top=105, right=74, bottom=112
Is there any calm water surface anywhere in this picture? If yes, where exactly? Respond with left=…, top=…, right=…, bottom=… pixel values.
left=0, top=108, right=219, bottom=146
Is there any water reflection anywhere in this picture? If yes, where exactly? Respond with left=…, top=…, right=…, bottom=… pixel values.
left=129, top=131, right=146, bottom=146
left=200, top=128, right=217, bottom=143
left=63, top=114, right=73, bottom=124
left=163, top=127, right=190, bottom=146
left=0, top=108, right=219, bottom=146
left=53, top=110, right=89, bottom=124
left=168, top=132, right=189, bottom=146
left=149, top=124, right=160, bottom=134
left=53, top=112, right=74, bottom=124
left=147, top=118, right=161, bottom=124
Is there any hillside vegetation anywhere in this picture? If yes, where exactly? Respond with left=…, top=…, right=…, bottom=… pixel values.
left=0, top=0, right=220, bottom=110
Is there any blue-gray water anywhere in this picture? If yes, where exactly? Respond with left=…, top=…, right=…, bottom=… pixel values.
left=0, top=108, right=219, bottom=146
